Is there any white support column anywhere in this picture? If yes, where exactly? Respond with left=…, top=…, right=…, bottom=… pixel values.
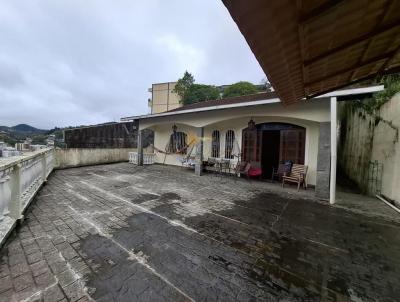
left=330, top=97, right=337, bottom=205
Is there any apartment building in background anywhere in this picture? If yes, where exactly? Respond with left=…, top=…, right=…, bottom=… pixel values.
left=148, top=82, right=182, bottom=114
left=148, top=81, right=268, bottom=114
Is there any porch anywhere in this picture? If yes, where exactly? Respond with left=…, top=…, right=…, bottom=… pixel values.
left=137, top=113, right=325, bottom=192
left=1, top=162, right=399, bottom=301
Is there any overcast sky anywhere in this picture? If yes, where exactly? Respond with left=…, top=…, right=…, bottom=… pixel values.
left=0, top=0, right=265, bottom=129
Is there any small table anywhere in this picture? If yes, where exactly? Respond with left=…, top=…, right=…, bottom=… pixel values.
left=206, top=158, right=231, bottom=175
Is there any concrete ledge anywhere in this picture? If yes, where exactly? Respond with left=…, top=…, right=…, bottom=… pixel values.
left=0, top=216, right=16, bottom=249
left=54, top=148, right=137, bottom=169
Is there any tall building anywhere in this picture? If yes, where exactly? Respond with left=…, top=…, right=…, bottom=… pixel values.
left=147, top=81, right=267, bottom=114
left=148, top=82, right=182, bottom=114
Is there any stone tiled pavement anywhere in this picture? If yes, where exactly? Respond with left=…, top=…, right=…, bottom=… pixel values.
left=1, top=163, right=400, bottom=301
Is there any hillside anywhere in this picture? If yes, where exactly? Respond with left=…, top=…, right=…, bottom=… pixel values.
left=0, top=124, right=49, bottom=145
left=0, top=124, right=47, bottom=133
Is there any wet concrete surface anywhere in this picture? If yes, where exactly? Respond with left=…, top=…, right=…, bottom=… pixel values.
left=1, top=163, right=400, bottom=301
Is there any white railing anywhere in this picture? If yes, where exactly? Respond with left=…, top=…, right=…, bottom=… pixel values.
left=129, top=152, right=155, bottom=165
left=129, top=152, right=138, bottom=164
left=0, top=148, right=54, bottom=245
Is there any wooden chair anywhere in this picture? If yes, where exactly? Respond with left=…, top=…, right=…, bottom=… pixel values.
left=282, top=164, right=308, bottom=191
left=218, top=159, right=231, bottom=174
left=180, top=144, right=196, bottom=168
left=235, top=161, right=251, bottom=179
left=271, top=161, right=292, bottom=182
left=207, top=157, right=218, bottom=175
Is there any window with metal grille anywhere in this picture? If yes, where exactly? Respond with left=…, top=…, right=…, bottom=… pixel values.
left=211, top=130, right=220, bottom=158
left=167, top=131, right=187, bottom=154
left=225, top=130, right=235, bottom=159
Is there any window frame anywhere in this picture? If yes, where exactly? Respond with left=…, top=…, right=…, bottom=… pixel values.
left=168, top=131, right=187, bottom=154
left=224, top=130, right=235, bottom=159
left=211, top=130, right=220, bottom=158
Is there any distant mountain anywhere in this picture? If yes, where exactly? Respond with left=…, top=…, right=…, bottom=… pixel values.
left=12, top=124, right=47, bottom=133
left=0, top=124, right=47, bottom=134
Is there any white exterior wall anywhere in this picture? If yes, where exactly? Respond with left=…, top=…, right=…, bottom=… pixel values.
left=151, top=124, right=198, bottom=166
left=339, top=93, right=400, bottom=203
left=139, top=99, right=330, bottom=186
left=371, top=94, right=400, bottom=203
left=205, top=118, right=320, bottom=185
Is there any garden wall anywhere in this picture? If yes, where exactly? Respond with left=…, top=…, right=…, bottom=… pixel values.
left=54, top=148, right=136, bottom=169
left=338, top=93, right=400, bottom=204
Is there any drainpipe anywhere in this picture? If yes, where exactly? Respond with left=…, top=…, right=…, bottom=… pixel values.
left=376, top=195, right=400, bottom=214
left=330, top=97, right=337, bottom=205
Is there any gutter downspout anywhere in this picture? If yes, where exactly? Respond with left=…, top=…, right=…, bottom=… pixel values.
left=376, top=195, right=400, bottom=214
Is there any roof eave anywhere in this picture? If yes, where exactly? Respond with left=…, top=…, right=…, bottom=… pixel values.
left=120, top=85, right=383, bottom=122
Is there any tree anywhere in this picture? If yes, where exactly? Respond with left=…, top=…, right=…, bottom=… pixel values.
left=260, top=78, right=273, bottom=92
left=173, top=71, right=220, bottom=105
left=373, top=74, right=400, bottom=109
left=222, top=81, right=259, bottom=98
left=173, top=71, right=194, bottom=100
left=183, top=84, right=220, bottom=105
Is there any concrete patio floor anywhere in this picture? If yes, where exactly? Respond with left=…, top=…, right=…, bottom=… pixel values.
left=1, top=163, right=399, bottom=302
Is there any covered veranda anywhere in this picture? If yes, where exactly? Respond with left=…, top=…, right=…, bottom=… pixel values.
left=124, top=86, right=384, bottom=201
left=222, top=0, right=400, bottom=204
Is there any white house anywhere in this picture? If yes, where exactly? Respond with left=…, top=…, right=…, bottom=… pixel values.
left=122, top=85, right=383, bottom=201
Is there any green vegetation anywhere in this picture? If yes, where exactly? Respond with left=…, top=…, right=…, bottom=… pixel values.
left=0, top=124, right=67, bottom=148
left=222, top=81, right=259, bottom=98
left=351, top=74, right=400, bottom=143
left=0, top=134, right=17, bottom=146
left=173, top=71, right=194, bottom=100
left=47, top=127, right=64, bottom=140
left=173, top=71, right=220, bottom=105
left=174, top=71, right=266, bottom=105
left=0, top=124, right=46, bottom=145
left=362, top=74, right=400, bottom=114
left=183, top=84, right=220, bottom=105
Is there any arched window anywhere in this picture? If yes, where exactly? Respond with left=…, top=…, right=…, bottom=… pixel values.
left=167, top=132, right=187, bottom=154
left=225, top=130, right=235, bottom=159
left=211, top=130, right=220, bottom=158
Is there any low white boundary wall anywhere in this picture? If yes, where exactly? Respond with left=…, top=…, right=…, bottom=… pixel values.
left=0, top=147, right=145, bottom=246
left=54, top=148, right=137, bottom=169
left=0, top=148, right=54, bottom=246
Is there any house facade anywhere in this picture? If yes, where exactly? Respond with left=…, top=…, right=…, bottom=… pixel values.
left=122, top=86, right=383, bottom=200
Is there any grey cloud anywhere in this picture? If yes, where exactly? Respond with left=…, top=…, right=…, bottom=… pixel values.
left=0, top=0, right=265, bottom=129
left=0, top=59, right=24, bottom=88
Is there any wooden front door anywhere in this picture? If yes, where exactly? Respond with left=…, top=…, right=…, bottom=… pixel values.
left=241, top=128, right=261, bottom=164
left=241, top=123, right=306, bottom=175
left=279, top=129, right=305, bottom=164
